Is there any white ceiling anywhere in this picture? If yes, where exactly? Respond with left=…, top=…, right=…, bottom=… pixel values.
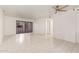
left=0, top=5, right=79, bottom=19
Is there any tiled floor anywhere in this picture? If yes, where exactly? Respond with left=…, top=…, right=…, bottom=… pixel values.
left=0, top=33, right=79, bottom=53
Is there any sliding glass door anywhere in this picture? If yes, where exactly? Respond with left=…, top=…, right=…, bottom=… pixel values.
left=16, top=20, right=33, bottom=34
left=26, top=22, right=33, bottom=33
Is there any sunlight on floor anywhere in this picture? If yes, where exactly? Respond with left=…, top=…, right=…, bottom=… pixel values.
left=16, top=33, right=31, bottom=44
left=16, top=34, right=25, bottom=44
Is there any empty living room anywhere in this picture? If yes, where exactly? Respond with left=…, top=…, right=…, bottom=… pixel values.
left=0, top=5, right=79, bottom=53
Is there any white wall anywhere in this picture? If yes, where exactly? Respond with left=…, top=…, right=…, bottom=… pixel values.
left=0, top=8, right=4, bottom=44
left=75, top=8, right=79, bottom=43
left=76, top=13, right=79, bottom=43
left=4, top=16, right=34, bottom=36
left=53, top=10, right=76, bottom=43
left=4, top=16, right=16, bottom=36
left=33, top=19, right=46, bottom=34
left=33, top=18, right=53, bottom=36
left=16, top=17, right=34, bottom=22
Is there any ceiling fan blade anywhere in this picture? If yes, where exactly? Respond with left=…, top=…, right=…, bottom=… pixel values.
left=56, top=8, right=67, bottom=11
left=58, top=10, right=67, bottom=11
left=59, top=5, right=69, bottom=9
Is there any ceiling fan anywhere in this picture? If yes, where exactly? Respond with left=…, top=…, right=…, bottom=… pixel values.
left=52, top=5, right=69, bottom=14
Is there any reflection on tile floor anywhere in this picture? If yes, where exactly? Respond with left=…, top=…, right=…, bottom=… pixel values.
left=0, top=33, right=79, bottom=53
